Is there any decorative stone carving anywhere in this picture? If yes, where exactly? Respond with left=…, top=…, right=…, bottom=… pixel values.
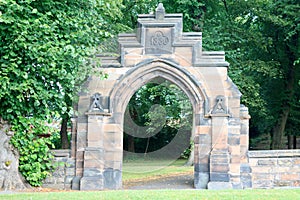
left=145, top=28, right=172, bottom=54
left=89, top=93, right=104, bottom=112
left=150, top=31, right=169, bottom=48
left=211, top=95, right=227, bottom=114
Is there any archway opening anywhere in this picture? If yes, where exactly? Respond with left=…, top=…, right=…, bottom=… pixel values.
left=122, top=78, right=194, bottom=189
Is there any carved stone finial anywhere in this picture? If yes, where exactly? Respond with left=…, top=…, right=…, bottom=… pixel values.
left=155, top=3, right=165, bottom=20
left=211, top=95, right=227, bottom=114
left=89, top=93, right=104, bottom=112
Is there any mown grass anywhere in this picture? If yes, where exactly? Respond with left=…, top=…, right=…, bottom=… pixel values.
left=1, top=189, right=300, bottom=200
left=123, top=159, right=193, bottom=183
left=1, top=159, right=300, bottom=200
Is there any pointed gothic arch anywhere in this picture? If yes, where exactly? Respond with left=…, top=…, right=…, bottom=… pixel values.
left=73, top=4, right=250, bottom=190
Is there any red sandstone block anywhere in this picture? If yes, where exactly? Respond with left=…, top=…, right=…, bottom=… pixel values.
left=229, top=163, right=240, bottom=174
left=230, top=155, right=241, bottom=163
left=280, top=173, right=300, bottom=181
left=293, top=159, right=300, bottom=165
left=251, top=166, right=272, bottom=173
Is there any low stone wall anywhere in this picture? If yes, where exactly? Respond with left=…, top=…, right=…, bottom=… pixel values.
left=43, top=150, right=75, bottom=190
left=249, top=150, right=300, bottom=188
left=42, top=149, right=300, bottom=190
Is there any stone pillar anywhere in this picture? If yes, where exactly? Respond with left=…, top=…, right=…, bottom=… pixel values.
left=208, top=113, right=232, bottom=189
left=228, top=118, right=242, bottom=189
left=194, top=123, right=211, bottom=189
left=80, top=112, right=111, bottom=190
left=239, top=105, right=252, bottom=188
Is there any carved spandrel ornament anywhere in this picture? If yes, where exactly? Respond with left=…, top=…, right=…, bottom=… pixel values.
left=89, top=93, right=104, bottom=112
left=211, top=95, right=228, bottom=114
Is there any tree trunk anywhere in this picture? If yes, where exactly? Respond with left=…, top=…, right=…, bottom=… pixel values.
left=60, top=117, right=70, bottom=149
left=0, top=119, right=28, bottom=190
left=288, top=135, right=293, bottom=149
left=271, top=51, right=295, bottom=149
left=127, top=135, right=135, bottom=152
left=271, top=108, right=290, bottom=149
left=293, top=136, right=297, bottom=149
left=144, top=137, right=150, bottom=157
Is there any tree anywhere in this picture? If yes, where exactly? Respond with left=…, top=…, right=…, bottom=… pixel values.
left=121, top=0, right=300, bottom=149
left=0, top=0, right=124, bottom=186
left=123, top=80, right=193, bottom=159
left=211, top=0, right=299, bottom=149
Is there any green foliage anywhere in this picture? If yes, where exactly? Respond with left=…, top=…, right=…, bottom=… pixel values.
left=10, top=116, right=55, bottom=186
left=0, top=0, right=125, bottom=186
left=0, top=0, right=124, bottom=121
left=198, top=0, right=300, bottom=147
left=121, top=0, right=158, bottom=29
left=124, top=80, right=192, bottom=154
left=121, top=0, right=300, bottom=148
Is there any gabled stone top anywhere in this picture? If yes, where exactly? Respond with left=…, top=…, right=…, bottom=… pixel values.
left=115, top=3, right=228, bottom=67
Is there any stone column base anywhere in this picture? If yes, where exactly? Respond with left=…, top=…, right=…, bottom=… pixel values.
left=208, top=182, right=232, bottom=190
left=80, top=176, right=104, bottom=190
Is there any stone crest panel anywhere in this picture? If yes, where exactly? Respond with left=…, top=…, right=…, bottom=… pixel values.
left=145, top=28, right=172, bottom=54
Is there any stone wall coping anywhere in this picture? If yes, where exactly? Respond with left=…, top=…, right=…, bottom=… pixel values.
left=85, top=112, right=112, bottom=116
left=52, top=150, right=71, bottom=157
left=249, top=150, right=300, bottom=158
left=137, top=13, right=183, bottom=19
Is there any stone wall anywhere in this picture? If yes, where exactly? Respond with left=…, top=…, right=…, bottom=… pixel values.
left=248, top=150, right=300, bottom=188
left=43, top=150, right=75, bottom=190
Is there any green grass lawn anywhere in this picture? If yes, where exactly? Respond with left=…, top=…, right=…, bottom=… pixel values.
left=1, top=159, right=300, bottom=200
left=1, top=189, right=300, bottom=200
left=123, top=159, right=193, bottom=184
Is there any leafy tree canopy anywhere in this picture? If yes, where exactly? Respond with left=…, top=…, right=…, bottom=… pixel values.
left=0, top=0, right=124, bottom=186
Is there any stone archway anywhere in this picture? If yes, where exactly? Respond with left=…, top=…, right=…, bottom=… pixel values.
left=73, top=4, right=250, bottom=190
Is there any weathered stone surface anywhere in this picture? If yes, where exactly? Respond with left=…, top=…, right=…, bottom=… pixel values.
left=0, top=119, right=27, bottom=191
left=194, top=164, right=209, bottom=173
left=68, top=3, right=250, bottom=191
left=240, top=163, right=252, bottom=173
left=80, top=176, right=104, bottom=190
left=210, top=173, right=230, bottom=182
left=207, top=182, right=232, bottom=190
left=103, top=168, right=122, bottom=189
left=194, top=172, right=209, bottom=189
left=248, top=149, right=300, bottom=189
left=71, top=176, right=81, bottom=190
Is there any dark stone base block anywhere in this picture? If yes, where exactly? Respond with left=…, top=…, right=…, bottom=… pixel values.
left=194, top=172, right=209, bottom=189
left=80, top=176, right=104, bottom=190
left=208, top=182, right=232, bottom=190
left=103, top=168, right=122, bottom=189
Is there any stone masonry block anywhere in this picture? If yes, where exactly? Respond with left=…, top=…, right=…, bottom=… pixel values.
left=229, top=146, right=240, bottom=156
left=228, top=134, right=240, bottom=146
left=80, top=176, right=104, bottom=190
left=210, top=172, right=230, bottom=182
left=103, top=168, right=122, bottom=189
left=229, top=163, right=240, bottom=174
left=195, top=163, right=209, bottom=173
left=207, top=182, right=232, bottom=190
left=194, top=172, right=209, bottom=189
left=230, top=155, right=241, bottom=163
left=257, top=159, right=276, bottom=166
left=210, top=163, right=230, bottom=173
